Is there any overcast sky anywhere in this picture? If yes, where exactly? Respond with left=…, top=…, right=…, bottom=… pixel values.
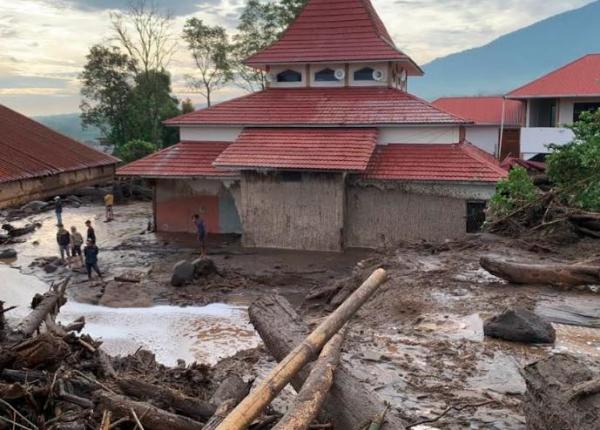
left=0, top=0, right=594, bottom=116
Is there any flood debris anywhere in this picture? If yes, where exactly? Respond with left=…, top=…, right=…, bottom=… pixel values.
left=483, top=309, right=556, bottom=344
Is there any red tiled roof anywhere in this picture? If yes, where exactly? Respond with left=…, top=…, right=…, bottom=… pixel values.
left=214, top=128, right=378, bottom=171
left=116, top=142, right=236, bottom=178
left=507, top=54, right=600, bottom=98
left=364, top=142, right=507, bottom=182
left=245, top=0, right=422, bottom=75
left=432, top=97, right=525, bottom=127
left=500, top=156, right=545, bottom=172
left=0, top=104, right=119, bottom=184
left=165, top=88, right=466, bottom=126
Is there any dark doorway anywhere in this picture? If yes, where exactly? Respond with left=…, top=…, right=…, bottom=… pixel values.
left=466, top=201, right=487, bottom=233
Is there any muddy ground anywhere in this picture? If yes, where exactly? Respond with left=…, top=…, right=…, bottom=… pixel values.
left=2, top=201, right=599, bottom=429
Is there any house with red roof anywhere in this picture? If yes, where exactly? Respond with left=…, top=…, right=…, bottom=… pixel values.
left=432, top=97, right=525, bottom=159
left=506, top=54, right=600, bottom=160
left=118, top=0, right=507, bottom=251
left=0, top=104, right=119, bottom=209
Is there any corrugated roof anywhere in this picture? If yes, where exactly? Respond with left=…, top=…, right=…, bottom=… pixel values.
left=245, top=0, right=422, bottom=75
left=116, top=142, right=236, bottom=178
left=364, top=142, right=507, bottom=182
left=214, top=128, right=378, bottom=171
left=507, top=54, right=600, bottom=98
left=165, top=88, right=466, bottom=127
left=0, top=104, right=119, bottom=184
left=432, top=96, right=525, bottom=126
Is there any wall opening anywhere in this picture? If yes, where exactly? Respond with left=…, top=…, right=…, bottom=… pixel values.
left=466, top=201, right=487, bottom=233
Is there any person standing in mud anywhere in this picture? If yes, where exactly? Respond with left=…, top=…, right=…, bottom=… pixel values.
left=84, top=238, right=101, bottom=280
left=54, top=196, right=63, bottom=225
left=104, top=192, right=114, bottom=222
left=85, top=220, right=96, bottom=244
left=70, top=226, right=84, bottom=267
left=192, top=214, right=206, bottom=256
left=56, top=224, right=71, bottom=265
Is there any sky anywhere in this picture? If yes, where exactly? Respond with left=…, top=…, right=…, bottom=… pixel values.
left=0, top=0, right=595, bottom=116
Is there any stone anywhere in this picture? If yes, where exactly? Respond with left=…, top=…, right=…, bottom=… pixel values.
left=484, top=308, right=556, bottom=344
left=192, top=257, right=218, bottom=278
left=0, top=248, right=17, bottom=259
left=171, top=260, right=195, bottom=287
left=43, top=263, right=58, bottom=273
left=20, top=200, right=48, bottom=213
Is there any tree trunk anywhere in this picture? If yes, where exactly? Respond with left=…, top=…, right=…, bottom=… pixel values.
left=117, top=377, right=216, bottom=421
left=14, top=278, right=68, bottom=339
left=248, top=295, right=407, bottom=430
left=203, top=375, right=251, bottom=430
left=216, top=269, right=387, bottom=430
left=480, top=256, right=600, bottom=287
left=523, top=354, right=600, bottom=430
left=272, top=328, right=345, bottom=430
left=94, top=390, right=204, bottom=430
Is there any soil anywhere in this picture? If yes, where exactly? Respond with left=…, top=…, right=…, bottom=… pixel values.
left=2, top=201, right=600, bottom=429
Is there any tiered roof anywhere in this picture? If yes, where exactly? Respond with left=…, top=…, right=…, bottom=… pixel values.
left=432, top=96, right=525, bottom=127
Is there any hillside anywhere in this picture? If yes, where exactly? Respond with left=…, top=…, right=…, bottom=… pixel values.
left=410, top=0, right=600, bottom=100
left=35, top=113, right=101, bottom=144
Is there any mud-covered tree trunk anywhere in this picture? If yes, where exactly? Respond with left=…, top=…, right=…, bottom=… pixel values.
left=523, top=354, right=600, bottom=429
left=249, top=295, right=407, bottom=430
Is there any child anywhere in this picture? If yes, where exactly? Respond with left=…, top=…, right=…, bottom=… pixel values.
left=83, top=239, right=101, bottom=280
left=192, top=214, right=206, bottom=255
left=70, top=226, right=84, bottom=266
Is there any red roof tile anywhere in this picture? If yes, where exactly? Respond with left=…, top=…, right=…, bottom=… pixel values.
left=364, top=142, right=507, bottom=182
left=432, top=97, right=525, bottom=126
left=507, top=54, right=600, bottom=98
left=245, top=0, right=422, bottom=75
left=214, top=128, right=378, bottom=171
left=0, top=104, right=119, bottom=184
left=117, top=142, right=236, bottom=178
left=165, top=88, right=466, bottom=127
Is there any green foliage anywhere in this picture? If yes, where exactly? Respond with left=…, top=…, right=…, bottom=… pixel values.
left=117, top=139, right=157, bottom=163
left=547, top=108, right=600, bottom=211
left=489, top=167, right=538, bottom=218
left=181, top=98, right=195, bottom=114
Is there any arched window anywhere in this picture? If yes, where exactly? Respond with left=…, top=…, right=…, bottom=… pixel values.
left=315, top=68, right=337, bottom=82
left=354, top=67, right=375, bottom=81
left=276, top=69, right=302, bottom=82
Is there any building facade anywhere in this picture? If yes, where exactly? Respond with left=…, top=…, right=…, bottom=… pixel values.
left=118, top=0, right=506, bottom=251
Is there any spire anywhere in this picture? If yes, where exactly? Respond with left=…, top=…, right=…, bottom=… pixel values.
left=245, top=0, right=422, bottom=75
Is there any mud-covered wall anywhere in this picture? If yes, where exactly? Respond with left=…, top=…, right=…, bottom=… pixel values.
left=0, top=165, right=115, bottom=209
left=155, top=179, right=241, bottom=234
left=240, top=172, right=345, bottom=251
left=345, top=181, right=494, bottom=248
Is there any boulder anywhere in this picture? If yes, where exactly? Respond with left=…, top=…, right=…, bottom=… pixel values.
left=0, top=248, right=17, bottom=259
left=20, top=200, right=48, bottom=213
left=171, top=260, right=195, bottom=287
left=192, top=258, right=218, bottom=278
left=43, top=263, right=58, bottom=274
left=484, top=308, right=556, bottom=344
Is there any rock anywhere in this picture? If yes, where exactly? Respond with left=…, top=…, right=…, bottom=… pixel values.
left=20, top=200, right=48, bottom=213
left=484, top=308, right=556, bottom=344
left=192, top=258, right=218, bottom=278
left=171, top=260, right=195, bottom=287
left=114, top=270, right=143, bottom=283
left=43, top=263, right=58, bottom=273
left=3, top=223, right=37, bottom=237
left=0, top=248, right=17, bottom=259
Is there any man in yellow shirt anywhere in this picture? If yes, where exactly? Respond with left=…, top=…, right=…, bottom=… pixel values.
left=104, top=193, right=114, bottom=222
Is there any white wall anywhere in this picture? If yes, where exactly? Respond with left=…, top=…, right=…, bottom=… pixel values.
left=268, top=65, right=307, bottom=88
left=520, top=127, right=575, bottom=159
left=378, top=126, right=460, bottom=144
left=180, top=127, right=243, bottom=142
left=465, top=126, right=499, bottom=155
left=558, top=98, right=600, bottom=126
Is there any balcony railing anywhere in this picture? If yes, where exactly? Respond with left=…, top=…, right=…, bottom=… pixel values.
left=520, top=127, right=575, bottom=159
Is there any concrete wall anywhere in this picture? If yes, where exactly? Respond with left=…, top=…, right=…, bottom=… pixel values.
left=155, top=179, right=242, bottom=234
left=465, top=126, right=499, bottom=156
left=0, top=165, right=115, bottom=209
left=239, top=171, right=345, bottom=251
left=378, top=126, right=460, bottom=144
left=344, top=180, right=496, bottom=248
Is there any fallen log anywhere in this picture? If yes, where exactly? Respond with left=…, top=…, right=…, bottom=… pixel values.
left=117, top=377, right=216, bottom=421
left=248, top=295, right=406, bottom=430
left=480, top=255, right=600, bottom=287
left=523, top=354, right=600, bottom=429
left=203, top=375, right=251, bottom=430
left=94, top=390, right=204, bottom=430
left=272, top=328, right=345, bottom=430
left=216, top=268, right=391, bottom=430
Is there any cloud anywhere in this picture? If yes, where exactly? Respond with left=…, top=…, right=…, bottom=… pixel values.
left=0, top=75, right=70, bottom=89
left=44, top=0, right=223, bottom=17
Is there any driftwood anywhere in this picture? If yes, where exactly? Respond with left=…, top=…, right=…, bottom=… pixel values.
left=203, top=375, right=251, bottom=430
left=94, top=390, right=204, bottom=430
left=117, top=377, right=217, bottom=421
left=216, top=268, right=387, bottom=430
left=480, top=255, right=600, bottom=287
left=523, top=354, right=600, bottom=429
left=248, top=295, right=406, bottom=430
left=272, top=329, right=345, bottom=430
left=15, top=278, right=69, bottom=339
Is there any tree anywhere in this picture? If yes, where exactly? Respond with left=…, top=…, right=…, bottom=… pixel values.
left=488, top=167, right=539, bottom=218
left=278, top=0, right=308, bottom=25
left=117, top=139, right=157, bottom=163
left=181, top=98, right=195, bottom=114
left=182, top=18, right=232, bottom=107
left=80, top=45, right=136, bottom=148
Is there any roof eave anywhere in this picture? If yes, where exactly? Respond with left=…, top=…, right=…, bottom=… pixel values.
left=506, top=93, right=600, bottom=99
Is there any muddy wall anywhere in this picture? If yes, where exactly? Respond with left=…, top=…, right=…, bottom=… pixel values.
left=239, top=172, right=345, bottom=251
left=0, top=165, right=115, bottom=209
left=344, top=181, right=495, bottom=248
left=155, top=179, right=242, bottom=234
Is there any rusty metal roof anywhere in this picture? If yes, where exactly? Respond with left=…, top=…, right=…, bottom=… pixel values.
left=0, top=104, right=119, bottom=184
left=432, top=97, right=525, bottom=127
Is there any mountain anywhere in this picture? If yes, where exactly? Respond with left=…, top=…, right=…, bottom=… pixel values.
left=410, top=0, right=600, bottom=101
left=35, top=113, right=101, bottom=143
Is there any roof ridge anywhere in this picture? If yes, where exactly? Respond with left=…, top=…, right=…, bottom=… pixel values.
left=403, top=91, right=471, bottom=124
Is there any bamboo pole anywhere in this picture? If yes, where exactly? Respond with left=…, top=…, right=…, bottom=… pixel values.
left=215, top=268, right=387, bottom=430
